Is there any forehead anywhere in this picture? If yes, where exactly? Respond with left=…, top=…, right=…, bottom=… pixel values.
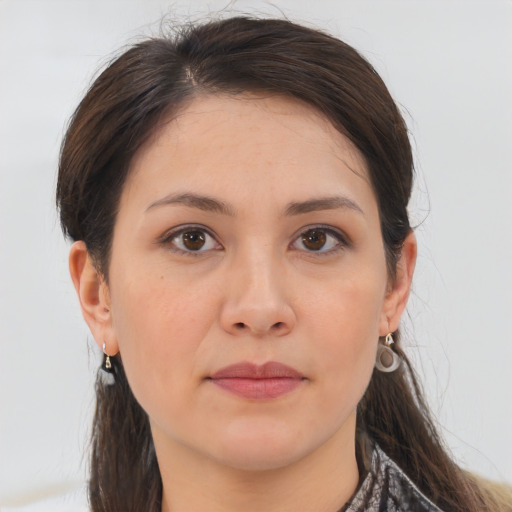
left=123, top=93, right=374, bottom=214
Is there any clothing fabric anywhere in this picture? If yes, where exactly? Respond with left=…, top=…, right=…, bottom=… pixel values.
left=342, top=443, right=444, bottom=512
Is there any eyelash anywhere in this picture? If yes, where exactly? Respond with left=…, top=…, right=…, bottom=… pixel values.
left=158, top=224, right=350, bottom=257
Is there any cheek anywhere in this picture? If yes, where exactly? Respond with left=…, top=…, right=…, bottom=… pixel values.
left=109, top=268, right=218, bottom=414
left=305, top=272, right=384, bottom=392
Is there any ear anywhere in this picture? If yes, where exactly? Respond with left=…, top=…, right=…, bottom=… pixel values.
left=379, top=230, right=417, bottom=335
left=69, top=241, right=119, bottom=355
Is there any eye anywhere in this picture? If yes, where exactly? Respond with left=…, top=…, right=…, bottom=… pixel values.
left=291, top=227, right=347, bottom=253
left=162, top=226, right=221, bottom=255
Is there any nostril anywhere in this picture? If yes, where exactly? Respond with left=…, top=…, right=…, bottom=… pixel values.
left=231, top=321, right=289, bottom=334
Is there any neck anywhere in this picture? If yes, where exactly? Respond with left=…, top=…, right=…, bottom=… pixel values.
left=155, top=415, right=360, bottom=512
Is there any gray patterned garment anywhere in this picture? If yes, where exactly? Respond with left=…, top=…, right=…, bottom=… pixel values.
left=341, top=444, right=444, bottom=512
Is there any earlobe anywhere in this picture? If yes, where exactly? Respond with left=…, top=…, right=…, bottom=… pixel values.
left=379, top=231, right=417, bottom=335
left=69, top=241, right=118, bottom=355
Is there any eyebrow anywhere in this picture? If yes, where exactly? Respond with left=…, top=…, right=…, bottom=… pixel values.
left=284, top=196, right=364, bottom=216
left=146, top=193, right=236, bottom=216
left=146, top=192, right=364, bottom=217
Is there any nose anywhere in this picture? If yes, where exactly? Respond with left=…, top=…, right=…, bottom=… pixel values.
left=219, top=251, right=296, bottom=338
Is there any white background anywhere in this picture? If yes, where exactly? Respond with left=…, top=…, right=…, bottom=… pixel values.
left=1, top=0, right=511, bottom=506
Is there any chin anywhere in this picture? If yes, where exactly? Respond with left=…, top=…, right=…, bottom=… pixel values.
left=211, top=420, right=320, bottom=472
left=216, top=444, right=308, bottom=472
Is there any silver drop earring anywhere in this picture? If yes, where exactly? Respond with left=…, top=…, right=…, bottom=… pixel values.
left=102, top=342, right=112, bottom=371
left=375, top=333, right=401, bottom=373
left=100, top=342, right=115, bottom=385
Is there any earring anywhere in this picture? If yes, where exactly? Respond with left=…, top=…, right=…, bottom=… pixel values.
left=102, top=342, right=113, bottom=373
left=375, top=333, right=401, bottom=373
left=100, top=342, right=115, bottom=385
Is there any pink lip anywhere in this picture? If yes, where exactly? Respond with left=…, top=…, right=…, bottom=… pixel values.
left=208, top=362, right=305, bottom=400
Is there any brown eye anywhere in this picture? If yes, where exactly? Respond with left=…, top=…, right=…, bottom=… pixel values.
left=291, top=227, right=346, bottom=254
left=166, top=227, right=220, bottom=254
left=301, top=229, right=327, bottom=251
left=182, top=230, right=206, bottom=250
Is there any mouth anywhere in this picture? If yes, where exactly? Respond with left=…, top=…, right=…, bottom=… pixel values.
left=207, top=361, right=306, bottom=400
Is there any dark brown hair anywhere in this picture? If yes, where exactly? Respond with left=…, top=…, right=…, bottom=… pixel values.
left=57, top=16, right=508, bottom=512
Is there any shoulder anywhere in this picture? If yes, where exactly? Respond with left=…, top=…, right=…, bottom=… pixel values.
left=344, top=444, right=445, bottom=512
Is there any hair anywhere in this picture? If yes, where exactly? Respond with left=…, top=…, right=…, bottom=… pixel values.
left=56, top=16, right=511, bottom=512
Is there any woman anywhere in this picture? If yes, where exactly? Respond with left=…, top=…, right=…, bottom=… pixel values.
left=56, top=16, right=510, bottom=512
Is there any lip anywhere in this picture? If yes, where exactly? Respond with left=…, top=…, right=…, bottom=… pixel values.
left=208, top=361, right=305, bottom=400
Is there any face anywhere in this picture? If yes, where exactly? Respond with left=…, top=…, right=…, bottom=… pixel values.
left=103, top=94, right=398, bottom=471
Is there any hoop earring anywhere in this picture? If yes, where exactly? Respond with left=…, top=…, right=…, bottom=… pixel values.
left=375, top=333, right=401, bottom=373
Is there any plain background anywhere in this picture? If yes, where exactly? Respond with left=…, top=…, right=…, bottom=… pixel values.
left=1, top=0, right=511, bottom=506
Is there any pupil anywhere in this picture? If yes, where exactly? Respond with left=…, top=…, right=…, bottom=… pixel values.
left=302, top=230, right=326, bottom=250
left=183, top=231, right=206, bottom=250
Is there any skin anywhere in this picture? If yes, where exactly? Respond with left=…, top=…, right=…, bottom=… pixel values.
left=70, top=94, right=416, bottom=512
